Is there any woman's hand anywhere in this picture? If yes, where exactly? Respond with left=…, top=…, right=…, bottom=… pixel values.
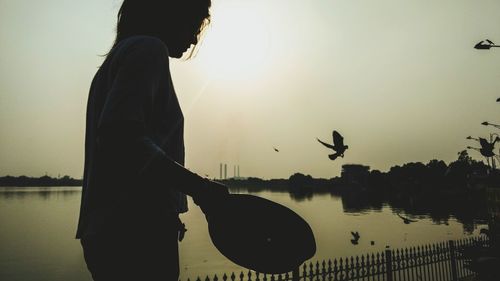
left=193, top=179, right=229, bottom=216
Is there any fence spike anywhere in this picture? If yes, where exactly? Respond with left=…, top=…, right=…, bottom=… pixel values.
left=348, top=256, right=355, bottom=279
left=315, top=260, right=320, bottom=277
left=326, top=259, right=332, bottom=276
left=354, top=255, right=360, bottom=279
left=360, top=255, right=367, bottom=278
left=365, top=254, right=371, bottom=276
left=413, top=246, right=418, bottom=265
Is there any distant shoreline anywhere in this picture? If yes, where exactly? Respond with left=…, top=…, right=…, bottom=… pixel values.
left=0, top=176, right=82, bottom=187
left=2, top=154, right=499, bottom=191
left=0, top=186, right=81, bottom=188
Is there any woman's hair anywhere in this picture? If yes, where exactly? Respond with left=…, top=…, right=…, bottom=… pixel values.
left=110, top=0, right=211, bottom=58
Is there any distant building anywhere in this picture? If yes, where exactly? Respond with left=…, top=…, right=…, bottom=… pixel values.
left=219, top=164, right=242, bottom=180
left=341, top=164, right=370, bottom=186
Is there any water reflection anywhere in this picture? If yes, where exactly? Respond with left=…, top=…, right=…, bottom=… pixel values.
left=229, top=185, right=488, bottom=234
left=0, top=187, right=81, bottom=200
left=0, top=186, right=486, bottom=281
left=1, top=185, right=488, bottom=234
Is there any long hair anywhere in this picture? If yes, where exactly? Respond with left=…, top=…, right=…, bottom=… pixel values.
left=110, top=0, right=211, bottom=58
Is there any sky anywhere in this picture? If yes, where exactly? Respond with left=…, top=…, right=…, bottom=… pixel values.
left=1, top=0, right=500, bottom=179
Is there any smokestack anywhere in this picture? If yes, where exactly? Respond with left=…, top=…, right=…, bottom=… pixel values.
left=234, top=165, right=236, bottom=178
left=224, top=164, right=227, bottom=179
left=220, top=163, right=223, bottom=180
left=238, top=166, right=240, bottom=177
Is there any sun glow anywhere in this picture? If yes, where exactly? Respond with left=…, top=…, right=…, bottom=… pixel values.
left=196, top=2, right=274, bottom=81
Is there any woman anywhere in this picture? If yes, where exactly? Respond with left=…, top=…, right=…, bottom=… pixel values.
left=75, top=0, right=228, bottom=280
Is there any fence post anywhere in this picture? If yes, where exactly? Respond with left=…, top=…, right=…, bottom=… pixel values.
left=385, top=246, right=393, bottom=281
left=448, top=240, right=458, bottom=281
left=292, top=266, right=299, bottom=281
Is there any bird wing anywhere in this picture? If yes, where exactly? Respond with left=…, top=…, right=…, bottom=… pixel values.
left=317, top=138, right=335, bottom=149
left=479, top=138, right=490, bottom=148
left=487, top=39, right=494, bottom=44
left=398, top=213, right=417, bottom=222
left=397, top=213, right=406, bottom=220
left=333, top=131, right=345, bottom=147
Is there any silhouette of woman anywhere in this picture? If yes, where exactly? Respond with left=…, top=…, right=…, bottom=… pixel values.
left=75, top=1, right=227, bottom=280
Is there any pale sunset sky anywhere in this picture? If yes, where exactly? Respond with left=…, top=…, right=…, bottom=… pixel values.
left=1, top=0, right=500, bottom=179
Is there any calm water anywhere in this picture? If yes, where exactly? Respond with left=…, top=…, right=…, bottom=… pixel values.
left=0, top=187, right=484, bottom=281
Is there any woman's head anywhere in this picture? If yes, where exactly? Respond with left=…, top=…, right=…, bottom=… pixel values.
left=112, top=0, right=211, bottom=58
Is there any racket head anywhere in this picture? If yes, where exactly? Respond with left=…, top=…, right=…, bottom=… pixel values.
left=207, top=194, right=316, bottom=274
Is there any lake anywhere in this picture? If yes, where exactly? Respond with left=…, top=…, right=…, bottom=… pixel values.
left=0, top=187, right=485, bottom=281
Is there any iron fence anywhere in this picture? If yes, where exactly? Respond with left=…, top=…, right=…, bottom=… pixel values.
left=184, top=236, right=488, bottom=281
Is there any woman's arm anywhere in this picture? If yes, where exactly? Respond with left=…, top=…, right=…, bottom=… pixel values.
left=97, top=37, right=227, bottom=209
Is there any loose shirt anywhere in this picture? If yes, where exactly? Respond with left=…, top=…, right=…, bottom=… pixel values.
left=76, top=36, right=188, bottom=239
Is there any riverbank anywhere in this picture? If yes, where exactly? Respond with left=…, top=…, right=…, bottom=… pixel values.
left=0, top=175, right=82, bottom=187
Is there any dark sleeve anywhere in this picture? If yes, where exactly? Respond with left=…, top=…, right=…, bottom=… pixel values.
left=97, top=38, right=204, bottom=197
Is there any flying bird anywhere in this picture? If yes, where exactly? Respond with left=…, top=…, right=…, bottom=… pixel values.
left=497, top=97, right=500, bottom=102
left=350, top=231, right=360, bottom=245
left=475, top=40, right=496, bottom=50
left=479, top=137, right=500, bottom=157
left=317, top=130, right=348, bottom=160
left=273, top=147, right=279, bottom=152
left=475, top=41, right=489, bottom=49
left=397, top=213, right=418, bottom=224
